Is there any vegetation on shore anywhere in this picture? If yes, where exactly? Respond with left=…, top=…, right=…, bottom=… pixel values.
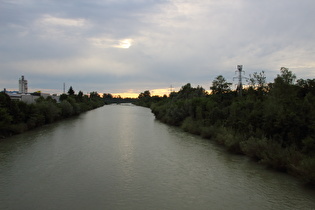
left=136, top=67, right=315, bottom=185
left=102, top=93, right=137, bottom=104
left=0, top=87, right=105, bottom=138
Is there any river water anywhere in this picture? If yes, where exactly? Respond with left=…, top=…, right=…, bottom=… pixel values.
left=0, top=104, right=315, bottom=210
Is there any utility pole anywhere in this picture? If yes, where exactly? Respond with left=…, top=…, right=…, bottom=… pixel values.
left=233, top=65, right=248, bottom=96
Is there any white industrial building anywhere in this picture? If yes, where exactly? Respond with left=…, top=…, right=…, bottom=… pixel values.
left=19, top=75, right=28, bottom=94
left=3, top=76, right=60, bottom=104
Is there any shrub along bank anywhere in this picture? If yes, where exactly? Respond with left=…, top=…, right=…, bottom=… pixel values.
left=0, top=90, right=105, bottom=138
left=137, top=68, right=315, bottom=185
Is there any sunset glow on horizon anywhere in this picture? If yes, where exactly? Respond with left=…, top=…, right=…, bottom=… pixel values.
left=113, top=88, right=171, bottom=98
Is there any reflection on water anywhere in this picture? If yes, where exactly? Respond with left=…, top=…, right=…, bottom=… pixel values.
left=0, top=104, right=315, bottom=210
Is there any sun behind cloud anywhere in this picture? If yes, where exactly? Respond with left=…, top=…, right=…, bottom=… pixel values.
left=89, top=37, right=134, bottom=49
left=116, top=39, right=133, bottom=49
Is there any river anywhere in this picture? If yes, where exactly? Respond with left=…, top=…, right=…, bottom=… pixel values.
left=0, top=104, right=315, bottom=210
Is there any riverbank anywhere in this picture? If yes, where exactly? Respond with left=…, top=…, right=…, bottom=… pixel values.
left=179, top=117, right=315, bottom=186
left=136, top=69, right=315, bottom=186
left=151, top=100, right=315, bottom=186
left=149, top=107, right=315, bottom=186
left=0, top=92, right=105, bottom=139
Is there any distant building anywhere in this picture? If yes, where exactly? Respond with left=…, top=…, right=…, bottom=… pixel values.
left=19, top=75, right=28, bottom=94
left=5, top=92, right=60, bottom=104
left=2, top=75, right=60, bottom=104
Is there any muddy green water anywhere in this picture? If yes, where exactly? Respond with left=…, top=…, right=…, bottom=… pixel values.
left=1, top=104, right=315, bottom=210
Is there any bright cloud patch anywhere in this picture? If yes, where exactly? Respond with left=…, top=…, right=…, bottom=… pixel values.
left=115, top=39, right=133, bottom=49
left=33, top=15, right=90, bottom=41
left=115, top=39, right=132, bottom=49
left=89, top=37, right=133, bottom=49
left=39, top=15, right=87, bottom=27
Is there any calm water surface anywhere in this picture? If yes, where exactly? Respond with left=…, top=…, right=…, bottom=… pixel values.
left=1, top=104, right=315, bottom=210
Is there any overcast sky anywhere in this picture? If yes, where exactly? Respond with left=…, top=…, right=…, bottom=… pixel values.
left=1, top=0, right=315, bottom=97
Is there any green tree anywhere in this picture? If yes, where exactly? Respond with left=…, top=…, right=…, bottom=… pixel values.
left=78, top=90, right=83, bottom=98
left=137, top=90, right=152, bottom=107
left=0, top=92, right=11, bottom=108
left=0, top=107, right=12, bottom=123
left=296, top=79, right=315, bottom=97
left=271, top=67, right=298, bottom=99
left=68, top=86, right=75, bottom=96
left=36, top=101, right=60, bottom=123
left=275, top=67, right=296, bottom=85
left=176, top=84, right=207, bottom=99
left=90, top=91, right=100, bottom=99
left=59, top=100, right=74, bottom=117
left=210, top=75, right=232, bottom=95
left=138, top=90, right=151, bottom=99
left=59, top=93, right=68, bottom=101
left=248, top=71, right=267, bottom=89
left=103, top=93, right=113, bottom=99
left=76, top=91, right=84, bottom=102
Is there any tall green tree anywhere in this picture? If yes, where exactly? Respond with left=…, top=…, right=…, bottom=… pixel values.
left=137, top=90, right=152, bottom=107
left=275, top=67, right=296, bottom=85
left=76, top=91, right=84, bottom=102
left=210, top=75, right=232, bottom=95
left=78, top=90, right=84, bottom=98
left=90, top=91, right=100, bottom=99
left=68, top=86, right=75, bottom=96
left=103, top=93, right=113, bottom=99
left=138, top=90, right=151, bottom=99
left=176, top=83, right=207, bottom=99
left=248, top=71, right=267, bottom=89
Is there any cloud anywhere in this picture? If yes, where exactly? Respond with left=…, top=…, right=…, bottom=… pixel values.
left=115, top=39, right=133, bottom=49
left=1, top=0, right=315, bottom=95
left=38, top=15, right=87, bottom=27
left=88, top=36, right=134, bottom=49
left=33, top=14, right=91, bottom=41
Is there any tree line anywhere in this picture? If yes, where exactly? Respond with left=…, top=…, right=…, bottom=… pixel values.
left=102, top=93, right=137, bottom=104
left=0, top=87, right=105, bottom=138
left=135, top=67, right=315, bottom=185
